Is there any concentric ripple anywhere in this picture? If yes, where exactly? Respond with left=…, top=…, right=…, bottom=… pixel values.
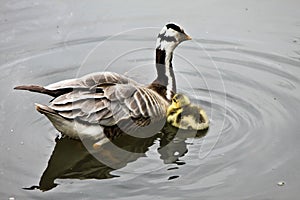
left=2, top=25, right=300, bottom=199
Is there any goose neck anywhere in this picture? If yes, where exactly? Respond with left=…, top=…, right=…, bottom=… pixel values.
left=151, top=48, right=176, bottom=101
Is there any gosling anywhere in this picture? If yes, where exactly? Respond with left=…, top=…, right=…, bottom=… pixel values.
left=167, top=94, right=209, bottom=130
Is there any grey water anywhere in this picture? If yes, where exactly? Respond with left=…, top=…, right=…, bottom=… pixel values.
left=1, top=0, right=300, bottom=199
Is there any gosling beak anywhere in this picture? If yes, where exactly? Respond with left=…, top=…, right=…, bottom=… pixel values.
left=185, top=34, right=192, bottom=40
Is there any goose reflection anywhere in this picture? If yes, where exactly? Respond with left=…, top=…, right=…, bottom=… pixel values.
left=25, top=125, right=207, bottom=191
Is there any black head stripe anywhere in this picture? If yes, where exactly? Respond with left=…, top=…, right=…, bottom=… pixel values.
left=166, top=23, right=184, bottom=33
left=158, top=32, right=177, bottom=42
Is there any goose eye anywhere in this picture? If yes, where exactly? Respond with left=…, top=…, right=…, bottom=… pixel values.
left=173, top=99, right=177, bottom=103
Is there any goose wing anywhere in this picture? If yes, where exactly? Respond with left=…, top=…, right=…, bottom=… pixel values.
left=48, top=81, right=169, bottom=129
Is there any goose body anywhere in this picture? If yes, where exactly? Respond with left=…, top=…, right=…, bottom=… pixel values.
left=14, top=22, right=191, bottom=148
left=167, top=94, right=209, bottom=130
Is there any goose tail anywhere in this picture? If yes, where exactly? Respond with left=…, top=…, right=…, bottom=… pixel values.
left=34, top=103, right=66, bottom=126
left=35, top=103, right=57, bottom=115
left=34, top=103, right=74, bottom=136
left=14, top=85, right=71, bottom=97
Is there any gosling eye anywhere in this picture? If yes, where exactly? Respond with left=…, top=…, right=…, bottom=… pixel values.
left=172, top=99, right=177, bottom=103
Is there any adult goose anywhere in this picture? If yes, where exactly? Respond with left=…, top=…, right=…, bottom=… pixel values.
left=14, top=22, right=192, bottom=148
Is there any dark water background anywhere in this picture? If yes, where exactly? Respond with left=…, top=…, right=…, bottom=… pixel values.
left=1, top=0, right=300, bottom=199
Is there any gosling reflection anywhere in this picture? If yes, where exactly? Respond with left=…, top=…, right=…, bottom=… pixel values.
left=26, top=125, right=207, bottom=191
left=159, top=123, right=208, bottom=164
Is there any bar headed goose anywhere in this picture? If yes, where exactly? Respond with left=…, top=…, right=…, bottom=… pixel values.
left=14, top=22, right=192, bottom=148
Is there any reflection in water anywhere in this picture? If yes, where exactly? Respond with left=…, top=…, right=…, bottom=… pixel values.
left=25, top=124, right=207, bottom=191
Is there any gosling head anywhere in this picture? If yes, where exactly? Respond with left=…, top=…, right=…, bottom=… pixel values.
left=172, top=93, right=191, bottom=108
left=156, top=22, right=191, bottom=53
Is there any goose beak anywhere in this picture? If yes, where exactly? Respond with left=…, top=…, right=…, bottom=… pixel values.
left=185, top=34, right=192, bottom=40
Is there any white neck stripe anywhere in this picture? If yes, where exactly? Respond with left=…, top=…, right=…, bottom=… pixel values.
left=165, top=53, right=173, bottom=100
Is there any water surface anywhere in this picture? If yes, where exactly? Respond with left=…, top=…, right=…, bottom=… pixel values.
left=1, top=0, right=300, bottom=199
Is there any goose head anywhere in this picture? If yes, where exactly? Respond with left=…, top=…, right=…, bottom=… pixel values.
left=156, top=22, right=191, bottom=53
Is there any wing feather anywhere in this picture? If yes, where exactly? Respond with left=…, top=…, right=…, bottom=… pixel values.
left=44, top=72, right=168, bottom=128
left=45, top=72, right=138, bottom=90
